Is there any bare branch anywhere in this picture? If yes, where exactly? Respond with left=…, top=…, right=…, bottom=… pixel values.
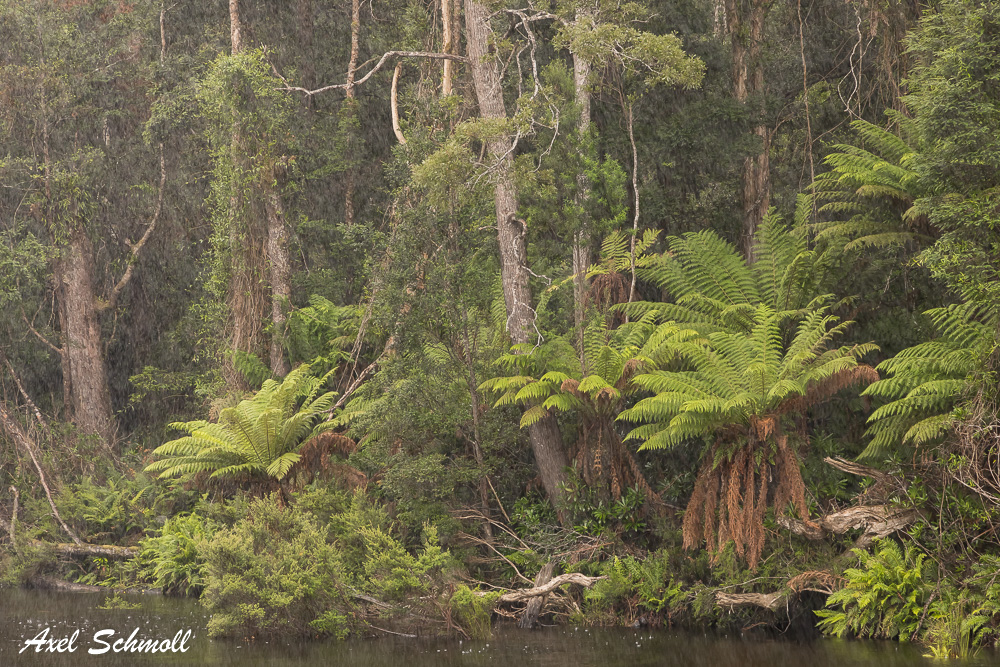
left=102, top=147, right=167, bottom=314
left=391, top=62, right=406, bottom=144
left=280, top=52, right=468, bottom=96
left=0, top=402, right=82, bottom=545
left=21, top=310, right=61, bottom=355
left=498, top=572, right=606, bottom=603
left=0, top=347, right=47, bottom=429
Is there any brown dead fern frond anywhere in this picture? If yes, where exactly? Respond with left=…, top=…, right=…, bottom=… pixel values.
left=787, top=570, right=844, bottom=595
left=287, top=431, right=359, bottom=489
left=561, top=378, right=582, bottom=396
left=779, top=365, right=880, bottom=416
left=587, top=271, right=629, bottom=313
left=683, top=432, right=813, bottom=569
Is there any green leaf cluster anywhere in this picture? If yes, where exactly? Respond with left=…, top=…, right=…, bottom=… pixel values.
left=144, top=364, right=335, bottom=481
left=815, top=539, right=932, bottom=640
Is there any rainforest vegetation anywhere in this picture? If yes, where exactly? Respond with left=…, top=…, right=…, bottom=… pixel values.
left=1, top=0, right=1000, bottom=657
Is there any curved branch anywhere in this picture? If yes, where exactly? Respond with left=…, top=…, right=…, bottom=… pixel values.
left=498, top=572, right=605, bottom=603
left=280, top=51, right=468, bottom=96
left=21, top=310, right=61, bottom=355
left=102, top=146, right=167, bottom=314
left=391, top=62, right=406, bottom=144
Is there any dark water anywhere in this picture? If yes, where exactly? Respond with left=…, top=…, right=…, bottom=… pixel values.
left=0, top=588, right=984, bottom=666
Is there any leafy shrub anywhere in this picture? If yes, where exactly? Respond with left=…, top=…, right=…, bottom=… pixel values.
left=449, top=585, right=500, bottom=639
left=815, top=539, right=933, bottom=640
left=135, top=513, right=215, bottom=596
left=359, top=524, right=455, bottom=601
left=200, top=496, right=356, bottom=638
left=377, top=453, right=476, bottom=535
left=565, top=484, right=647, bottom=537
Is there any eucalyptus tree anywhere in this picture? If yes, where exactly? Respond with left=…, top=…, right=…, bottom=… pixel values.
left=0, top=0, right=166, bottom=445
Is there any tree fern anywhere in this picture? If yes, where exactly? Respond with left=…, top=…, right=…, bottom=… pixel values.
left=620, top=304, right=875, bottom=452
left=622, top=215, right=836, bottom=329
left=145, top=364, right=336, bottom=482
left=809, top=118, right=934, bottom=251
left=860, top=302, right=996, bottom=460
left=590, top=218, right=878, bottom=567
left=480, top=317, right=688, bottom=506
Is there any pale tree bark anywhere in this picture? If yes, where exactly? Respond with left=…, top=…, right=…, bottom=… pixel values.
left=626, top=101, right=640, bottom=304
left=571, top=10, right=592, bottom=369
left=343, top=0, right=361, bottom=228
left=391, top=62, right=406, bottom=144
left=263, top=164, right=292, bottom=378
left=229, top=0, right=243, bottom=54
left=464, top=0, right=570, bottom=519
left=441, top=0, right=454, bottom=96
left=725, top=0, right=771, bottom=262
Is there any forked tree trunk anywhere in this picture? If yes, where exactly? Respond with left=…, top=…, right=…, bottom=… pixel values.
left=464, top=0, right=570, bottom=518
left=55, top=223, right=114, bottom=445
left=725, top=0, right=770, bottom=262
left=38, top=65, right=114, bottom=445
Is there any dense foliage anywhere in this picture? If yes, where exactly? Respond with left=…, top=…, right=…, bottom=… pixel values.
left=1, top=0, right=1000, bottom=652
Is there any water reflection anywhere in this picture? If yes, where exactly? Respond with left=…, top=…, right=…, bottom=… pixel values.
left=0, top=588, right=984, bottom=666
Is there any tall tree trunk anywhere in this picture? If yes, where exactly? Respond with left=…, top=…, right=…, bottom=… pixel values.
left=464, top=0, right=570, bottom=519
left=263, top=166, right=292, bottom=378
left=441, top=0, right=454, bottom=96
left=229, top=0, right=243, bottom=54
left=225, top=0, right=292, bottom=381
left=56, top=222, right=114, bottom=445
left=225, top=0, right=270, bottom=388
left=725, top=0, right=770, bottom=262
left=571, top=11, right=592, bottom=369
left=38, top=58, right=113, bottom=445
left=343, top=0, right=361, bottom=228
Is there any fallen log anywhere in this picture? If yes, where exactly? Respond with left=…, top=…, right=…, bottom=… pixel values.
left=778, top=505, right=919, bottom=547
left=47, top=543, right=139, bottom=559
left=499, top=571, right=606, bottom=603
left=0, top=517, right=138, bottom=561
left=32, top=576, right=106, bottom=593
left=31, top=575, right=161, bottom=594
left=715, top=591, right=784, bottom=611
